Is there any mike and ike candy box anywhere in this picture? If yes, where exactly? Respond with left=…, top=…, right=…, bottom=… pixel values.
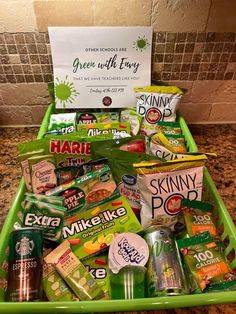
left=62, top=195, right=143, bottom=260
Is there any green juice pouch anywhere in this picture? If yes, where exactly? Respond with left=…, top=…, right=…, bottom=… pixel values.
left=83, top=253, right=109, bottom=299
left=62, top=195, right=143, bottom=260
left=44, top=240, right=103, bottom=300
left=120, top=108, right=143, bottom=136
left=109, top=150, right=163, bottom=218
left=24, top=192, right=65, bottom=207
left=46, top=165, right=117, bottom=214
left=177, top=232, right=235, bottom=291
left=47, top=113, right=77, bottom=135
left=22, top=198, right=67, bottom=242
left=76, top=122, right=131, bottom=137
left=18, top=149, right=45, bottom=192
left=28, top=154, right=57, bottom=194
left=181, top=199, right=217, bottom=237
left=43, top=260, right=78, bottom=301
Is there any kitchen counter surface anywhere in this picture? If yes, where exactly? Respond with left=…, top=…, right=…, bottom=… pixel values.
left=0, top=124, right=235, bottom=314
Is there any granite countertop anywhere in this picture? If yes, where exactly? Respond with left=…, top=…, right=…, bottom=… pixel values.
left=0, top=124, right=236, bottom=313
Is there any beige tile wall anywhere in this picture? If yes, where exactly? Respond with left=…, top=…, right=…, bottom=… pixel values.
left=0, top=0, right=236, bottom=125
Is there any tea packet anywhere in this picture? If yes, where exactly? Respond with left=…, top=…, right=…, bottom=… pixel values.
left=44, top=240, right=103, bottom=300
left=177, top=232, right=235, bottom=291
left=134, top=155, right=207, bottom=231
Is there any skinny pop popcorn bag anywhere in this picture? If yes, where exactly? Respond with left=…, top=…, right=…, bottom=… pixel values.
left=134, top=155, right=207, bottom=231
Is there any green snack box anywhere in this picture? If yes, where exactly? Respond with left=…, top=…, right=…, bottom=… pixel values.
left=83, top=253, right=109, bottom=299
left=177, top=232, right=235, bottom=291
left=157, top=121, right=182, bottom=135
left=76, top=122, right=131, bottom=137
left=22, top=198, right=67, bottom=242
left=43, top=261, right=78, bottom=301
left=62, top=195, right=143, bottom=260
left=46, top=165, right=117, bottom=214
left=77, top=112, right=119, bottom=124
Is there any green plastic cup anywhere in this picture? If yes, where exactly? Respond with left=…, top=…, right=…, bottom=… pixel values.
left=109, top=266, right=146, bottom=299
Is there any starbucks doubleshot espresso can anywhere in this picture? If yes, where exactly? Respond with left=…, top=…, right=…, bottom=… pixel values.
left=144, top=225, right=187, bottom=297
left=6, top=228, right=43, bottom=301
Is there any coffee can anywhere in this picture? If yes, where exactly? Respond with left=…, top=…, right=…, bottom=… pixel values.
left=6, top=228, right=43, bottom=301
left=144, top=225, right=187, bottom=297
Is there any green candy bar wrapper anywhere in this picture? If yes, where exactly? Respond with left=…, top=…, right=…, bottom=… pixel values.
left=83, top=253, right=109, bottom=299
left=44, top=240, right=103, bottom=300
left=77, top=112, right=119, bottom=124
left=47, top=113, right=77, bottom=135
left=177, top=232, right=235, bottom=291
left=62, top=195, right=143, bottom=260
left=24, top=192, right=65, bottom=207
left=46, top=165, right=117, bottom=214
left=76, top=122, right=130, bottom=137
left=22, top=198, right=67, bottom=241
left=181, top=199, right=217, bottom=238
left=120, top=108, right=143, bottom=136
left=43, top=261, right=78, bottom=301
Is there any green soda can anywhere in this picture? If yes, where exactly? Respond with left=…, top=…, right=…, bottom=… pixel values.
left=144, top=225, right=187, bottom=297
left=6, top=228, right=43, bottom=301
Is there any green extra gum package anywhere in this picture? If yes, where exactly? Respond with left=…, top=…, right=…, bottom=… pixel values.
left=24, top=192, right=65, bottom=207
left=47, top=113, right=77, bottom=135
left=177, top=232, right=235, bottom=291
left=21, top=198, right=67, bottom=242
left=62, top=195, right=143, bottom=260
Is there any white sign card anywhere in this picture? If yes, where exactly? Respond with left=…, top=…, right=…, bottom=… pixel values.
left=49, top=27, right=152, bottom=109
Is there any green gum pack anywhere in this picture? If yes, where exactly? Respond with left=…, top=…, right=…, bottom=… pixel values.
left=43, top=261, right=78, bottom=301
left=24, top=193, right=65, bottom=207
left=62, top=195, right=143, bottom=260
left=76, top=122, right=131, bottom=137
left=177, top=232, right=235, bottom=291
left=83, top=253, right=109, bottom=299
left=46, top=165, right=117, bottom=214
left=22, top=198, right=67, bottom=242
left=48, top=113, right=77, bottom=135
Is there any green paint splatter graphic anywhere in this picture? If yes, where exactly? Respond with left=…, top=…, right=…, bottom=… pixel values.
left=133, top=35, right=150, bottom=52
left=54, top=76, right=79, bottom=107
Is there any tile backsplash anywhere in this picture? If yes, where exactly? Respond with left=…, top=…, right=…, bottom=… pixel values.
left=1, top=31, right=236, bottom=84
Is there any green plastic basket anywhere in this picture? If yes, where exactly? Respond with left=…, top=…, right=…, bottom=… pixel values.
left=0, top=103, right=236, bottom=313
